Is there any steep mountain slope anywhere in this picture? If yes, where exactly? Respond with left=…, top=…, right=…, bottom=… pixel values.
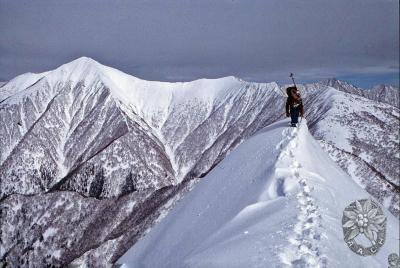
left=366, top=84, right=399, bottom=108
left=0, top=58, right=175, bottom=199
left=321, top=78, right=399, bottom=107
left=0, top=57, right=284, bottom=199
left=0, top=57, right=285, bottom=266
left=302, top=85, right=399, bottom=216
left=0, top=73, right=49, bottom=103
left=321, top=78, right=363, bottom=96
left=1, top=58, right=398, bottom=266
left=118, top=119, right=399, bottom=267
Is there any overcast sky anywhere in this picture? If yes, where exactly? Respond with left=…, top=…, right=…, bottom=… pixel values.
left=0, top=0, right=398, bottom=87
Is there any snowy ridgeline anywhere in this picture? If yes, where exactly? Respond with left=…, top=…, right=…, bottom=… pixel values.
left=0, top=57, right=284, bottom=199
left=118, top=119, right=399, bottom=268
left=320, top=78, right=399, bottom=108
left=0, top=57, right=286, bottom=266
left=0, top=57, right=398, bottom=267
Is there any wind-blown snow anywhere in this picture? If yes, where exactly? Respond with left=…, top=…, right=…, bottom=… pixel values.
left=118, top=119, right=399, bottom=268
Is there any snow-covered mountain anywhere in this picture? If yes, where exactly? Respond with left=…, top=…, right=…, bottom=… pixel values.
left=0, top=57, right=285, bottom=266
left=320, top=78, right=364, bottom=96
left=0, top=58, right=398, bottom=267
left=302, top=82, right=400, bottom=216
left=0, top=57, right=285, bottom=199
left=321, top=78, right=399, bottom=108
left=367, top=84, right=399, bottom=108
left=118, top=119, right=399, bottom=267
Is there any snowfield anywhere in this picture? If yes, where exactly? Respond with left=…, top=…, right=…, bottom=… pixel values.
left=118, top=119, right=399, bottom=268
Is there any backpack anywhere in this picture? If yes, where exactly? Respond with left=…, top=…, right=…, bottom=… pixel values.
left=286, top=86, right=297, bottom=96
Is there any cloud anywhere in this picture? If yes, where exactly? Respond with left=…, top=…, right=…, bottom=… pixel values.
left=0, top=0, right=398, bottom=86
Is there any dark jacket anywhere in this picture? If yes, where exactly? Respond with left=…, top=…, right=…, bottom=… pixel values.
left=286, top=98, right=304, bottom=117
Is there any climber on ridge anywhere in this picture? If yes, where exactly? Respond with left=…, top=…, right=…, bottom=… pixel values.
left=286, top=86, right=304, bottom=127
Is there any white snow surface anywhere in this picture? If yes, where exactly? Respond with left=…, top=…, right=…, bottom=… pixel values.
left=1, top=57, right=279, bottom=128
left=0, top=72, right=49, bottom=102
left=118, top=119, right=399, bottom=268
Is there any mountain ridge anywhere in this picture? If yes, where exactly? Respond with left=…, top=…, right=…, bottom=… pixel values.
left=0, top=57, right=286, bottom=266
left=0, top=57, right=398, bottom=267
left=320, top=77, right=399, bottom=107
left=118, top=119, right=399, bottom=267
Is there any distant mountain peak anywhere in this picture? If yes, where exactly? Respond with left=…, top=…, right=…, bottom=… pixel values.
left=57, top=56, right=100, bottom=70
left=321, top=78, right=359, bottom=89
left=48, top=56, right=106, bottom=82
left=318, top=77, right=399, bottom=107
left=372, top=84, right=397, bottom=90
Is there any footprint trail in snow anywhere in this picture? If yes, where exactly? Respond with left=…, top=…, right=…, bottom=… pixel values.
left=276, top=125, right=327, bottom=267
